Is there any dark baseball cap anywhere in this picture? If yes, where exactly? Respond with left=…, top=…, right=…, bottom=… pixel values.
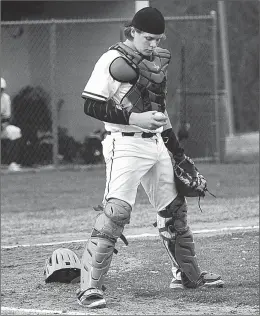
left=126, top=7, right=165, bottom=35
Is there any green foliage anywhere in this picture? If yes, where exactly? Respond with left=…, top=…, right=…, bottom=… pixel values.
left=11, top=86, right=52, bottom=166
left=58, top=127, right=82, bottom=163
left=12, top=85, right=52, bottom=133
left=80, top=134, right=103, bottom=164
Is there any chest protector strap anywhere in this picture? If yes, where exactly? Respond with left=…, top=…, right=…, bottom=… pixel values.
left=109, top=42, right=171, bottom=113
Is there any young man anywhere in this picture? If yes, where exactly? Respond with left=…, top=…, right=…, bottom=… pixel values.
left=78, top=7, right=224, bottom=309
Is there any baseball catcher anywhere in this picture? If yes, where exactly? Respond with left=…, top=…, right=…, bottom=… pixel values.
left=77, top=7, right=223, bottom=309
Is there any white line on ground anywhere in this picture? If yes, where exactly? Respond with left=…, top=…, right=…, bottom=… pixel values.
left=1, top=225, right=258, bottom=250
left=1, top=306, right=91, bottom=315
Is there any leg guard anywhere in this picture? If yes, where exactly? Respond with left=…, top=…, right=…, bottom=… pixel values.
left=157, top=195, right=202, bottom=288
left=80, top=198, right=131, bottom=292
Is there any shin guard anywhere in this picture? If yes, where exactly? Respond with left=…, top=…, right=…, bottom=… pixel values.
left=163, top=229, right=202, bottom=288
left=81, top=198, right=131, bottom=292
left=80, top=235, right=115, bottom=291
left=158, top=195, right=202, bottom=288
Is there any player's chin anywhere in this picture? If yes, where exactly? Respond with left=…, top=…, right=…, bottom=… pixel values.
left=142, top=50, right=153, bottom=56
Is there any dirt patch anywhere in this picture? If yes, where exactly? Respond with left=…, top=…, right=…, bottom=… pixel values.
left=1, top=231, right=259, bottom=315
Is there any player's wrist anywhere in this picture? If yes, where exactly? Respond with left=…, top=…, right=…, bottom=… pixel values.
left=161, top=128, right=185, bottom=159
left=128, top=111, right=136, bottom=125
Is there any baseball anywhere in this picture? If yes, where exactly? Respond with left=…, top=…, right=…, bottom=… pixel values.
left=153, top=112, right=166, bottom=120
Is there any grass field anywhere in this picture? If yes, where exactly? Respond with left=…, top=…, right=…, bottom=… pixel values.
left=1, top=162, right=259, bottom=246
left=225, top=132, right=259, bottom=163
left=1, top=132, right=259, bottom=315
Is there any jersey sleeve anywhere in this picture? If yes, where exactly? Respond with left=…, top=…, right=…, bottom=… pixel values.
left=82, top=50, right=121, bottom=101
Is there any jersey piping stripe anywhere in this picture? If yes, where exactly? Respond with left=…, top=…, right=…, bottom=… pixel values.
left=82, top=91, right=107, bottom=101
left=104, top=138, right=116, bottom=201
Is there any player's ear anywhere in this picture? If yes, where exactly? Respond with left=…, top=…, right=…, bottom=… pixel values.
left=130, top=26, right=135, bottom=38
left=109, top=57, right=138, bottom=83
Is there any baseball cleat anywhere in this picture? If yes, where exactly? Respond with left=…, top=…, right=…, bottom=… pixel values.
left=170, top=272, right=224, bottom=290
left=76, top=288, right=106, bottom=308
left=199, top=271, right=224, bottom=288
left=169, top=278, right=185, bottom=290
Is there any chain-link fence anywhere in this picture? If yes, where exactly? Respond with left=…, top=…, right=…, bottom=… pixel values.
left=1, top=13, right=224, bottom=168
left=163, top=13, right=221, bottom=161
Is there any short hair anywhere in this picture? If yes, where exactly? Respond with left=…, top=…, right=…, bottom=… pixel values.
left=123, top=26, right=166, bottom=41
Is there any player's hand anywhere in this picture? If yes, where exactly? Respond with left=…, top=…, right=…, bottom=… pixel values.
left=129, top=111, right=167, bottom=130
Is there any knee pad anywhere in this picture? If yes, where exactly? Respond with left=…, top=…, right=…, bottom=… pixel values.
left=94, top=198, right=132, bottom=240
left=157, top=195, right=188, bottom=241
left=104, top=198, right=132, bottom=225
left=164, top=195, right=188, bottom=233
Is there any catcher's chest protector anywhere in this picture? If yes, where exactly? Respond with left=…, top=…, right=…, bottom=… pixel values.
left=109, top=42, right=171, bottom=113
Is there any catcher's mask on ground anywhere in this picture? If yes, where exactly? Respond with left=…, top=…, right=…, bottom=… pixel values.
left=44, top=248, right=81, bottom=283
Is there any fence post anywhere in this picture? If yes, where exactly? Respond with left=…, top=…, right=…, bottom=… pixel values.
left=180, top=40, right=187, bottom=126
left=50, top=21, right=58, bottom=167
left=211, top=11, right=222, bottom=163
left=218, top=1, right=234, bottom=136
left=218, top=90, right=227, bottom=162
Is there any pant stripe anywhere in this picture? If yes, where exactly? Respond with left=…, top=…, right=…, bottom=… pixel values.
left=105, top=138, right=116, bottom=201
left=162, top=238, right=179, bottom=269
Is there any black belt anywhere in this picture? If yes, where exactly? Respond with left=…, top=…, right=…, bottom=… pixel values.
left=106, top=131, right=156, bottom=138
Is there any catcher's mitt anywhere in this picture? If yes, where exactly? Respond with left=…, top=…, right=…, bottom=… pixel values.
left=173, top=155, right=208, bottom=198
